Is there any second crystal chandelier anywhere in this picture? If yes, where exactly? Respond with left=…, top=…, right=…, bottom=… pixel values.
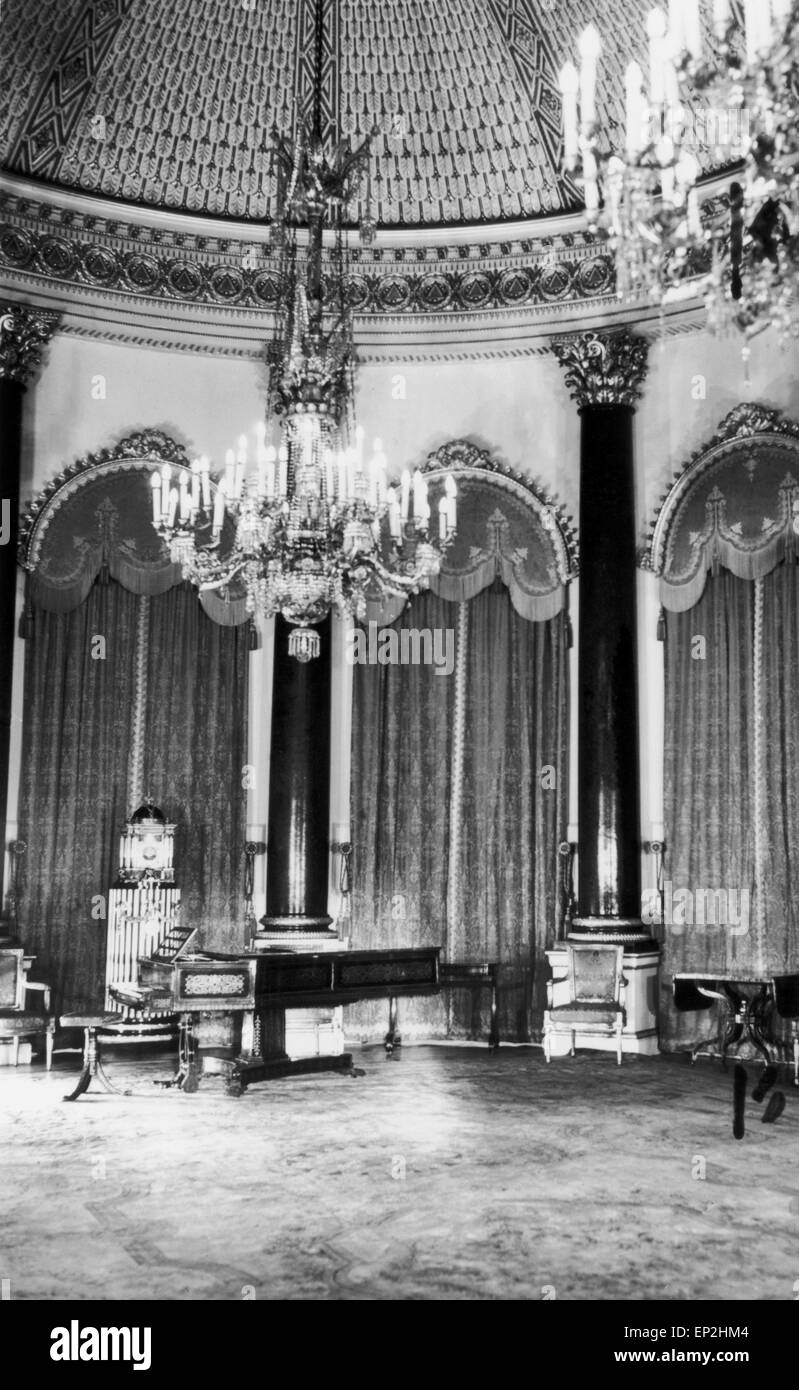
left=560, top=1, right=799, bottom=341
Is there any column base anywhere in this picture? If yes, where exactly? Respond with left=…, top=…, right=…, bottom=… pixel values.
left=569, top=916, right=657, bottom=954
left=257, top=913, right=333, bottom=935
left=251, top=926, right=346, bottom=1060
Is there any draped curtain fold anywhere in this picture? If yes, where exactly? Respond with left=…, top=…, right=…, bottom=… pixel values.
left=457, top=587, right=568, bottom=1037
left=661, top=566, right=799, bottom=1049
left=350, top=584, right=568, bottom=1042
left=661, top=572, right=755, bottom=1047
left=141, top=582, right=249, bottom=952
left=17, top=581, right=140, bottom=1012
left=760, top=564, right=799, bottom=981
left=17, top=578, right=248, bottom=1011
left=349, top=591, right=456, bottom=1040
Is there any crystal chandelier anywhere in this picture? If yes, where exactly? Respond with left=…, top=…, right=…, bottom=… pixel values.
left=152, top=3, right=456, bottom=662
left=559, top=10, right=711, bottom=306
left=683, top=0, right=799, bottom=340
left=559, top=2, right=799, bottom=338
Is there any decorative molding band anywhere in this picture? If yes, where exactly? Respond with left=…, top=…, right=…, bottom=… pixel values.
left=550, top=329, right=650, bottom=410
left=20, top=306, right=704, bottom=363
left=0, top=300, right=60, bottom=384
left=0, top=185, right=616, bottom=320
left=642, top=403, right=799, bottom=577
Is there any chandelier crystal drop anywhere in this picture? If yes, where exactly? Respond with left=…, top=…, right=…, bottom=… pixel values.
left=151, top=2, right=456, bottom=659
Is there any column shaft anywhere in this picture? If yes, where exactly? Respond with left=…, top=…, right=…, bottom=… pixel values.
left=578, top=404, right=641, bottom=920
left=0, top=303, right=59, bottom=919
left=552, top=330, right=650, bottom=940
left=261, top=615, right=332, bottom=931
left=0, top=379, right=24, bottom=909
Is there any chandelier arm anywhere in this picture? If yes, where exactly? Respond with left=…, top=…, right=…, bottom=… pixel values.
left=363, top=554, right=439, bottom=596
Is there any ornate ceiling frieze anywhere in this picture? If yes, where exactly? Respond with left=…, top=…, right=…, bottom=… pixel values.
left=0, top=186, right=616, bottom=325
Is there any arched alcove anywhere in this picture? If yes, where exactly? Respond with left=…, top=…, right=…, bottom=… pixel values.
left=643, top=403, right=799, bottom=609
left=642, top=403, right=799, bottom=1049
left=365, top=438, right=578, bottom=625
left=19, top=430, right=248, bottom=627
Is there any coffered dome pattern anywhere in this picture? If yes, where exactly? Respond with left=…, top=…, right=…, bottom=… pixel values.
left=0, top=0, right=716, bottom=228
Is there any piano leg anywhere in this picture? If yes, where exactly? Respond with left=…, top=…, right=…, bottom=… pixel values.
left=385, top=996, right=402, bottom=1056
left=175, top=1015, right=200, bottom=1092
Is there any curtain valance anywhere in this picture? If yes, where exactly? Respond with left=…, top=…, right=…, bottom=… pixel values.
left=19, top=431, right=248, bottom=626
left=643, top=405, right=799, bottom=613
left=364, top=439, right=578, bottom=626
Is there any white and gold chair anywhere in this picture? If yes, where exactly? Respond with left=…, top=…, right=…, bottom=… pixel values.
left=543, top=943, right=627, bottom=1064
left=0, top=945, right=54, bottom=1069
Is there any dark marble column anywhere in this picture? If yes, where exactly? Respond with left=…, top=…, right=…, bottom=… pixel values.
left=0, top=304, right=59, bottom=921
left=259, top=614, right=333, bottom=934
left=552, top=330, right=650, bottom=943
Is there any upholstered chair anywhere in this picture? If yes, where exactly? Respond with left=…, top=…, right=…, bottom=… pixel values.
left=544, top=943, right=627, bottom=1064
left=0, top=947, right=54, bottom=1069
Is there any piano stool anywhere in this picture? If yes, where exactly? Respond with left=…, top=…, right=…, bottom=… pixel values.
left=58, top=1013, right=178, bottom=1102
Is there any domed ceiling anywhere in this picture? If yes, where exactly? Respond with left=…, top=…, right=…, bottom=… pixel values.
left=0, top=0, right=722, bottom=228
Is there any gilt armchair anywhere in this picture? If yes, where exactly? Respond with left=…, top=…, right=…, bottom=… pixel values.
left=0, top=947, right=54, bottom=1069
left=543, top=943, right=627, bottom=1064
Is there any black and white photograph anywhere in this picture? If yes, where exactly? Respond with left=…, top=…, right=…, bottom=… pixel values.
left=0, top=0, right=797, bottom=1354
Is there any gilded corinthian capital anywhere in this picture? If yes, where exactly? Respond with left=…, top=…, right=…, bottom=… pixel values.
left=0, top=302, right=60, bottom=386
left=551, top=330, right=649, bottom=411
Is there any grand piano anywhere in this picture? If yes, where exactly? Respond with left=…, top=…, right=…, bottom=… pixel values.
left=109, top=933, right=441, bottom=1096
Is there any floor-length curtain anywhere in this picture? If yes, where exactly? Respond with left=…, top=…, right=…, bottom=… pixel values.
left=457, top=585, right=568, bottom=1038
left=17, top=578, right=249, bottom=1011
left=350, top=591, right=456, bottom=1039
left=142, top=582, right=249, bottom=951
left=760, top=564, right=799, bottom=1052
left=661, top=571, right=755, bottom=1048
left=350, top=583, right=569, bottom=1042
left=17, top=579, right=140, bottom=1012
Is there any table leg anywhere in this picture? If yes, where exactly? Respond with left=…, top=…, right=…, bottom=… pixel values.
left=63, top=1027, right=96, bottom=1102
left=719, top=985, right=745, bottom=1067
left=385, top=996, right=401, bottom=1056
left=748, top=986, right=774, bottom=1065
left=488, top=976, right=500, bottom=1051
